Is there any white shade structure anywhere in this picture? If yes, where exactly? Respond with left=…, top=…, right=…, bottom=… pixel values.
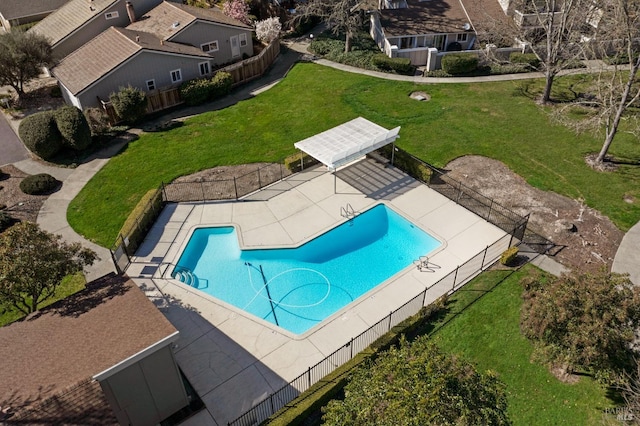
left=294, top=117, right=401, bottom=171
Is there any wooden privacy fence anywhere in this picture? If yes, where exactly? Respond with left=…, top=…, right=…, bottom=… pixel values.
left=220, top=38, right=281, bottom=87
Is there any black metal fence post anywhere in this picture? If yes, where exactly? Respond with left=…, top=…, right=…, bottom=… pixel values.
left=233, top=177, right=238, bottom=199
left=452, top=266, right=459, bottom=291
left=200, top=181, right=205, bottom=201
left=481, top=246, right=488, bottom=270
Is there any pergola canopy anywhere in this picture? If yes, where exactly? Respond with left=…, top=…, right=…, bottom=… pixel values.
left=294, top=117, right=400, bottom=170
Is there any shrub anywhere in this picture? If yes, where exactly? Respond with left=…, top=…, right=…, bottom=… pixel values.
left=309, top=38, right=345, bottom=56
left=441, top=53, right=479, bottom=75
left=109, top=85, right=147, bottom=124
left=19, top=173, right=60, bottom=195
left=372, top=54, right=414, bottom=74
left=509, top=52, right=540, bottom=70
left=0, top=211, right=13, bottom=233
left=180, top=78, right=215, bottom=106
left=500, top=246, right=519, bottom=266
left=18, top=110, right=63, bottom=161
left=83, top=107, right=111, bottom=135
left=54, top=105, right=92, bottom=151
left=50, top=85, right=62, bottom=98
left=210, top=72, right=233, bottom=99
left=118, top=188, right=164, bottom=254
left=256, top=17, right=281, bottom=43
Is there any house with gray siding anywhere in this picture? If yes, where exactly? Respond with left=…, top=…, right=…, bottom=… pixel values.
left=0, top=0, right=69, bottom=32
left=52, top=26, right=215, bottom=109
left=29, top=0, right=178, bottom=59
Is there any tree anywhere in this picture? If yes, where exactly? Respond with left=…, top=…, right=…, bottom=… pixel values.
left=109, top=85, right=147, bottom=124
left=0, top=222, right=97, bottom=314
left=294, top=0, right=364, bottom=53
left=322, top=336, right=510, bottom=425
left=222, top=0, right=252, bottom=26
left=0, top=30, right=52, bottom=99
left=256, top=17, right=282, bottom=43
left=588, top=0, right=640, bottom=165
left=493, top=0, right=597, bottom=103
left=520, top=270, right=640, bottom=379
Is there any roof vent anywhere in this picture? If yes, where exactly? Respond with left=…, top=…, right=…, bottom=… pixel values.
left=462, top=22, right=471, bottom=31
left=171, top=21, right=180, bottom=28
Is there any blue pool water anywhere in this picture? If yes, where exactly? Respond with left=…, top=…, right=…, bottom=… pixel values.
left=173, top=204, right=440, bottom=334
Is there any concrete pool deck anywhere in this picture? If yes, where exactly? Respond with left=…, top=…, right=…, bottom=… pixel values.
left=127, top=160, right=509, bottom=425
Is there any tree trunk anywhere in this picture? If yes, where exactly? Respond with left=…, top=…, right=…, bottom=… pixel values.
left=541, top=71, right=554, bottom=104
left=344, top=30, right=352, bottom=53
left=595, top=57, right=640, bottom=163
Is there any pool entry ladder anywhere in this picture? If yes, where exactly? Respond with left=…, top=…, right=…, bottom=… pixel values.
left=340, top=203, right=356, bottom=219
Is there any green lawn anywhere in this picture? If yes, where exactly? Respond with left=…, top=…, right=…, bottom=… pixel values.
left=68, top=63, right=640, bottom=247
left=432, top=266, right=617, bottom=425
left=0, top=273, right=86, bottom=327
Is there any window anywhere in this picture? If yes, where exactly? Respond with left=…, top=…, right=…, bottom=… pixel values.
left=104, top=11, right=119, bottom=20
left=239, top=33, right=247, bottom=47
left=201, top=41, right=219, bottom=53
left=170, top=69, right=182, bottom=83
left=146, top=79, right=156, bottom=91
left=457, top=33, right=468, bottom=42
left=199, top=62, right=210, bottom=76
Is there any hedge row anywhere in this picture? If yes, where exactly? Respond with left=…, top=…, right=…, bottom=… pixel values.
left=441, top=53, right=479, bottom=75
left=372, top=54, right=413, bottom=75
left=179, top=72, right=234, bottom=106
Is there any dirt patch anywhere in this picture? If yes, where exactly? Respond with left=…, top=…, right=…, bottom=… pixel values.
left=443, top=156, right=623, bottom=273
left=0, top=165, right=48, bottom=224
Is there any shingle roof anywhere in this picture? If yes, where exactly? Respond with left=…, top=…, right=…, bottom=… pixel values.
left=52, top=26, right=211, bottom=95
left=379, top=0, right=509, bottom=37
left=380, top=0, right=470, bottom=37
left=0, top=274, right=177, bottom=418
left=0, top=0, right=70, bottom=21
left=29, top=0, right=119, bottom=46
left=127, top=1, right=251, bottom=40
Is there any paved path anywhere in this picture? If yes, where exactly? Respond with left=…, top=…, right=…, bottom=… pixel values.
left=612, top=221, right=640, bottom=285
left=0, top=112, right=28, bottom=167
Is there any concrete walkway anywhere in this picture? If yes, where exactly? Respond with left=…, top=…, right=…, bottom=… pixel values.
left=612, top=221, right=640, bottom=285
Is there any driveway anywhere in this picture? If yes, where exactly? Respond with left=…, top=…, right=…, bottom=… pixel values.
left=0, top=113, right=28, bottom=167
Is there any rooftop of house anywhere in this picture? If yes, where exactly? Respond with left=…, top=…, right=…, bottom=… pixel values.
left=127, top=0, right=251, bottom=40
left=378, top=0, right=510, bottom=37
left=0, top=274, right=177, bottom=420
left=29, top=0, right=119, bottom=46
left=0, top=0, right=70, bottom=21
left=52, top=26, right=211, bottom=95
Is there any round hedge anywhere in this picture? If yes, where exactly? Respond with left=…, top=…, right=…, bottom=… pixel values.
left=19, top=111, right=63, bottom=161
left=19, top=173, right=60, bottom=195
left=54, top=105, right=92, bottom=151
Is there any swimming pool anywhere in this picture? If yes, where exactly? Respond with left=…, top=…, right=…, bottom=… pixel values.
left=173, top=204, right=440, bottom=334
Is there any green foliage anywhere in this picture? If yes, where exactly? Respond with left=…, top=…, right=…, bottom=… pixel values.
left=309, top=34, right=380, bottom=70
left=371, top=54, right=413, bottom=75
left=509, top=52, right=540, bottom=69
left=500, top=246, right=519, bottom=266
left=0, top=31, right=52, bottom=96
left=441, top=53, right=479, bottom=75
left=0, top=222, right=96, bottom=314
left=118, top=188, right=164, bottom=254
left=54, top=105, right=92, bottom=151
left=83, top=107, right=111, bottom=136
left=18, top=110, right=63, bottom=160
left=520, top=270, right=640, bottom=379
left=323, top=335, right=510, bottom=425
left=19, top=173, right=60, bottom=195
left=211, top=72, right=234, bottom=99
left=109, top=85, right=147, bottom=124
left=0, top=211, right=13, bottom=233
left=180, top=78, right=214, bottom=106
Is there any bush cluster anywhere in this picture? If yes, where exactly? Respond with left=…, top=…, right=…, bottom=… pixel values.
left=441, top=53, right=479, bottom=75
left=371, top=54, right=413, bottom=75
left=118, top=188, right=164, bottom=254
left=19, top=173, right=60, bottom=195
left=19, top=111, right=63, bottom=161
left=179, top=72, right=234, bottom=106
left=509, top=52, right=541, bottom=70
left=500, top=246, right=519, bottom=266
left=0, top=211, right=13, bottom=233
left=109, top=85, right=147, bottom=124
left=19, top=105, right=93, bottom=160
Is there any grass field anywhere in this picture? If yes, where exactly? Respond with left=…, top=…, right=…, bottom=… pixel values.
left=68, top=63, right=640, bottom=247
left=432, top=266, right=618, bottom=425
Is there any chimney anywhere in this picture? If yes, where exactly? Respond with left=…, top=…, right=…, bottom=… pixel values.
left=126, top=1, right=136, bottom=23
left=160, top=39, right=164, bottom=45
left=135, top=35, right=140, bottom=42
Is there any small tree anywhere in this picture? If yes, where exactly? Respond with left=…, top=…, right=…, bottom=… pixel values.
left=109, top=85, right=147, bottom=124
left=521, top=270, right=640, bottom=379
left=322, top=336, right=510, bottom=425
left=0, top=30, right=52, bottom=99
left=222, top=0, right=252, bottom=26
left=255, top=17, right=281, bottom=43
left=0, top=222, right=97, bottom=314
left=54, top=105, right=93, bottom=151
left=18, top=110, right=63, bottom=161
left=294, top=0, right=364, bottom=53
